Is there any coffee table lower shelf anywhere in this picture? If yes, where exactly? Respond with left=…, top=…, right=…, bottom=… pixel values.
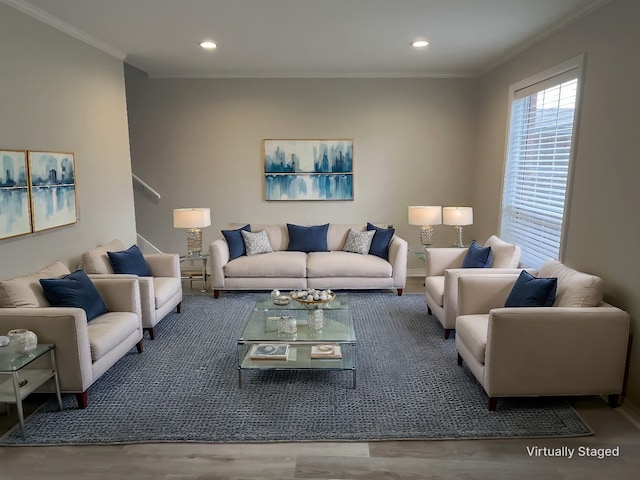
left=238, top=343, right=356, bottom=388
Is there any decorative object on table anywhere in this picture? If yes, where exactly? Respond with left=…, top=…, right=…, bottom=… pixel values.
left=173, top=207, right=211, bottom=256
left=408, top=205, right=442, bottom=246
left=290, top=288, right=335, bottom=304
left=27, top=151, right=78, bottom=232
left=310, top=344, right=342, bottom=359
left=0, top=335, right=10, bottom=347
left=307, top=309, right=324, bottom=331
left=443, top=206, right=473, bottom=248
left=7, top=328, right=38, bottom=353
left=263, top=139, right=353, bottom=201
left=270, top=289, right=281, bottom=300
left=273, top=295, right=290, bottom=306
left=277, top=316, right=297, bottom=334
left=0, top=149, right=32, bottom=240
left=249, top=343, right=289, bottom=360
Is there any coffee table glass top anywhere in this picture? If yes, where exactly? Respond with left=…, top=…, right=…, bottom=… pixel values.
left=254, top=294, right=349, bottom=311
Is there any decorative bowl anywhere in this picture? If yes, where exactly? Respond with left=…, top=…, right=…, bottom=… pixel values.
left=290, top=290, right=336, bottom=305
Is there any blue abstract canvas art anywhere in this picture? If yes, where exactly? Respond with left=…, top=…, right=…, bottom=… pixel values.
left=263, top=139, right=353, bottom=200
left=28, top=151, right=77, bottom=232
left=0, top=150, right=32, bottom=240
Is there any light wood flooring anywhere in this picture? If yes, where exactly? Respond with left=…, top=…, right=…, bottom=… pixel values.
left=1, top=277, right=639, bottom=479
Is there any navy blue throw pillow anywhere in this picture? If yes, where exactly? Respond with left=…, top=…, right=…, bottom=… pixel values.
left=505, top=270, right=557, bottom=307
left=107, top=245, right=152, bottom=276
left=222, top=224, right=251, bottom=260
left=287, top=223, right=329, bottom=253
left=366, top=223, right=395, bottom=260
left=461, top=240, right=493, bottom=268
left=40, top=270, right=109, bottom=321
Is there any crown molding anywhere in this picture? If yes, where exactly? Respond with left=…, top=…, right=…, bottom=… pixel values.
left=0, top=0, right=126, bottom=61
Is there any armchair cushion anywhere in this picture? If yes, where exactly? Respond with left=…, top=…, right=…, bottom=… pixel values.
left=287, top=223, right=329, bottom=253
left=107, top=245, right=152, bottom=277
left=367, top=223, right=395, bottom=259
left=504, top=270, right=557, bottom=307
left=80, top=239, right=125, bottom=274
left=539, top=260, right=603, bottom=307
left=484, top=235, right=521, bottom=268
left=221, top=224, right=251, bottom=260
left=39, top=270, right=109, bottom=321
left=461, top=241, right=493, bottom=268
left=0, top=260, right=71, bottom=308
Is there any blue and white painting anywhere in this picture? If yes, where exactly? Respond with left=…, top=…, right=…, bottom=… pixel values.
left=263, top=139, right=353, bottom=200
left=28, top=151, right=77, bottom=232
left=0, top=150, right=32, bottom=239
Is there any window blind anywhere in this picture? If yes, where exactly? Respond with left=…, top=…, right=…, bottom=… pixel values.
left=500, top=69, right=579, bottom=268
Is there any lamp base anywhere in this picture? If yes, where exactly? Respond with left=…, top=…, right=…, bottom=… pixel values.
left=186, top=228, right=203, bottom=255
left=419, top=225, right=434, bottom=246
left=453, top=226, right=465, bottom=248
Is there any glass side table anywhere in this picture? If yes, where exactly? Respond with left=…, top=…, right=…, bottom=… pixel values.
left=0, top=343, right=63, bottom=438
left=179, top=253, right=210, bottom=293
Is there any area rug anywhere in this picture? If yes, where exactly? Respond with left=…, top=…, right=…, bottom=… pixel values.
left=0, top=293, right=592, bottom=445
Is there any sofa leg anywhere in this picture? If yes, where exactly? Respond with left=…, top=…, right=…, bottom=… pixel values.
left=427, top=306, right=432, bottom=315
left=176, top=302, right=182, bottom=313
left=608, top=394, right=622, bottom=408
left=397, top=288, right=403, bottom=296
left=444, top=329, right=453, bottom=339
left=136, top=340, right=144, bottom=353
left=457, top=353, right=463, bottom=366
left=145, top=327, right=156, bottom=340
left=488, top=397, right=498, bottom=411
left=76, top=391, right=88, bottom=409
left=214, top=289, right=220, bottom=299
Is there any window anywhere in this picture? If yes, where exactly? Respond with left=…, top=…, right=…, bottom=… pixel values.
left=499, top=57, right=583, bottom=268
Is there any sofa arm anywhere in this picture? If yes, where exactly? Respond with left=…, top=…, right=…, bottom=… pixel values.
left=387, top=235, right=408, bottom=288
left=484, top=305, right=631, bottom=396
left=145, top=253, right=180, bottom=278
left=0, top=308, right=94, bottom=393
left=209, top=238, right=230, bottom=289
left=457, top=274, right=521, bottom=315
left=425, top=248, right=468, bottom=277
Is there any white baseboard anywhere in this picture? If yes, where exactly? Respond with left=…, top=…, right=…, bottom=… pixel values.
left=618, top=399, right=640, bottom=430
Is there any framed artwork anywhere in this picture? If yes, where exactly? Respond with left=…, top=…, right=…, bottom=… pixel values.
left=28, top=151, right=78, bottom=232
left=263, top=139, right=353, bottom=201
left=0, top=149, right=32, bottom=240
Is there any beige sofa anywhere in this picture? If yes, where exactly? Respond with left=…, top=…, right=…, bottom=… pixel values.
left=455, top=260, right=631, bottom=411
left=209, top=223, right=408, bottom=297
left=0, top=261, right=143, bottom=408
left=425, top=235, right=523, bottom=338
left=80, top=239, right=183, bottom=339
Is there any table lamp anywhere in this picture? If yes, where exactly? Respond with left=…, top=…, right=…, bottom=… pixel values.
left=443, top=207, right=473, bottom=248
left=408, top=206, right=442, bottom=246
left=173, top=208, right=211, bottom=256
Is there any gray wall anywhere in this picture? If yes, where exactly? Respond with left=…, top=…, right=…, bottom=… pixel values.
left=473, top=0, right=640, bottom=412
left=0, top=3, right=137, bottom=276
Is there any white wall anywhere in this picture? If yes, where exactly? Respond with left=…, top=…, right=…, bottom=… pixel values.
left=0, top=3, right=137, bottom=276
left=474, top=0, right=640, bottom=412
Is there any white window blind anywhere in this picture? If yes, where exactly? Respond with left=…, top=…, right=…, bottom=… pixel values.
left=500, top=67, right=580, bottom=268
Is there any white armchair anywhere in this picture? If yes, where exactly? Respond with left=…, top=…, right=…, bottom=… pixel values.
left=455, top=261, right=631, bottom=411
left=425, top=235, right=523, bottom=338
left=81, top=239, right=182, bottom=339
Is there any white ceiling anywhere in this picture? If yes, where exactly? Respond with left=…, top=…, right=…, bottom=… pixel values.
left=4, top=0, right=607, bottom=78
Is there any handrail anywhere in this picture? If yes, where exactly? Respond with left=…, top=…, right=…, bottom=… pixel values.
left=132, top=174, right=161, bottom=201
left=137, top=234, right=163, bottom=254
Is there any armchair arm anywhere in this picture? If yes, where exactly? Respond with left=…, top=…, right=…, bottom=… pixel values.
left=209, top=238, right=230, bottom=289
left=91, top=277, right=142, bottom=321
left=387, top=235, right=408, bottom=288
left=425, top=248, right=468, bottom=277
left=144, top=253, right=180, bottom=278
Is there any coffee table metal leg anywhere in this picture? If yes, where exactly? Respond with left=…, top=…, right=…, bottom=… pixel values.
left=12, top=372, right=26, bottom=439
left=238, top=368, right=242, bottom=388
left=352, top=368, right=356, bottom=389
left=50, top=350, right=63, bottom=410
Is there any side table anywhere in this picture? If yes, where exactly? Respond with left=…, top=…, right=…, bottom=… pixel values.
left=179, top=253, right=210, bottom=293
left=0, top=343, right=63, bottom=438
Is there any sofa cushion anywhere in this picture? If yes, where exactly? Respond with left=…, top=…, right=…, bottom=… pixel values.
left=107, top=245, right=152, bottom=276
left=287, top=223, right=329, bottom=253
left=461, top=240, right=493, bottom=268
left=456, top=315, right=489, bottom=365
left=343, top=229, right=374, bottom=255
left=225, top=251, right=307, bottom=278
left=307, top=251, right=392, bottom=278
left=484, top=235, right=521, bottom=268
left=87, top=311, right=140, bottom=361
left=242, top=229, right=273, bottom=255
left=39, top=270, right=109, bottom=321
left=425, top=276, right=445, bottom=307
left=222, top=224, right=251, bottom=260
left=153, top=277, right=182, bottom=309
left=367, top=223, right=395, bottom=260
left=504, top=270, right=557, bottom=307
left=81, top=239, right=126, bottom=274
left=538, top=260, right=603, bottom=307
left=0, top=261, right=71, bottom=308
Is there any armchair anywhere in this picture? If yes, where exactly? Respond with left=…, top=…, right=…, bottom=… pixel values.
left=425, top=235, right=523, bottom=338
left=81, top=239, right=182, bottom=339
left=455, top=261, right=631, bottom=411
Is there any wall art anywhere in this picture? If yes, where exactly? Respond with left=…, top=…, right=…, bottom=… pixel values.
left=0, top=149, right=32, bottom=240
left=28, top=151, right=78, bottom=232
left=263, top=139, right=353, bottom=201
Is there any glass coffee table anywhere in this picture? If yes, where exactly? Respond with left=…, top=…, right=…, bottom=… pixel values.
left=237, top=294, right=356, bottom=388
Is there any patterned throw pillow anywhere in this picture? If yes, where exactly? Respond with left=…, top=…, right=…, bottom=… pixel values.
left=241, top=229, right=273, bottom=255
left=343, top=229, right=375, bottom=255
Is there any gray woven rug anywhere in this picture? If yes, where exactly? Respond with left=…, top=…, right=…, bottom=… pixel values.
left=1, top=293, right=592, bottom=445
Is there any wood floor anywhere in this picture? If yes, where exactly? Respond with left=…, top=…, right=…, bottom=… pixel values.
left=1, top=278, right=639, bottom=479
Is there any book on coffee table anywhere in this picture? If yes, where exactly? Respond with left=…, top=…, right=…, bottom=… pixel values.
left=310, top=344, right=342, bottom=359
left=250, top=343, right=289, bottom=360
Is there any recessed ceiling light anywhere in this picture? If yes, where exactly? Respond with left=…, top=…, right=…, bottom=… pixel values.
left=412, top=40, right=429, bottom=48
left=200, top=41, right=217, bottom=50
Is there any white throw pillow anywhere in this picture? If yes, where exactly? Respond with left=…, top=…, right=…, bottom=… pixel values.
left=241, top=229, right=273, bottom=255
left=342, top=228, right=375, bottom=255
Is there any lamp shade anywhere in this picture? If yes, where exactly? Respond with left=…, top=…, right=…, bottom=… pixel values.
left=173, top=208, right=211, bottom=229
left=443, top=207, right=473, bottom=226
left=408, top=206, right=442, bottom=226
